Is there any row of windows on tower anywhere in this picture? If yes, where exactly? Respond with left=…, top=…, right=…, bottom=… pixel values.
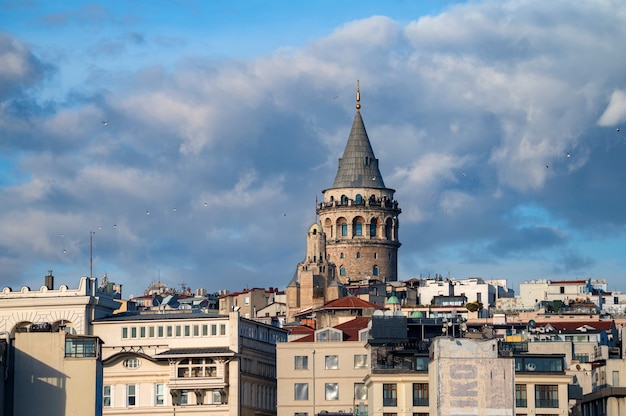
left=340, top=266, right=379, bottom=277
left=341, top=251, right=370, bottom=259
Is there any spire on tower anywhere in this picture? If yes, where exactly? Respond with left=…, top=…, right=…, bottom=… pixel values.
left=356, top=80, right=361, bottom=110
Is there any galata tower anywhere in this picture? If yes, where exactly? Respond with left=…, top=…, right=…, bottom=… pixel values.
left=317, top=82, right=401, bottom=284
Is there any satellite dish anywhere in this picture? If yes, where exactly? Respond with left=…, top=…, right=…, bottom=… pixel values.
left=152, top=295, right=163, bottom=307
left=168, top=295, right=179, bottom=309
left=383, top=310, right=393, bottom=317
left=373, top=310, right=384, bottom=317
left=528, top=320, right=536, bottom=329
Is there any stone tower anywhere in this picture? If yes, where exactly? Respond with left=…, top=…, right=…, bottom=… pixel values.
left=286, top=223, right=341, bottom=322
left=317, top=83, right=401, bottom=284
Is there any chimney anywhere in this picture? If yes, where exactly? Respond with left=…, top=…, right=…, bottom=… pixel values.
left=45, top=270, right=54, bottom=290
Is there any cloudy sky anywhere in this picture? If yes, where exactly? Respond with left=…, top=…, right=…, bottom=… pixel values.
left=2, top=0, right=626, bottom=298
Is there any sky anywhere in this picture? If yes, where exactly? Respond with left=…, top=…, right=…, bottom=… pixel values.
left=1, top=0, right=626, bottom=298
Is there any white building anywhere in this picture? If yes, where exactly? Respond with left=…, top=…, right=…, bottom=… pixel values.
left=92, top=310, right=288, bottom=416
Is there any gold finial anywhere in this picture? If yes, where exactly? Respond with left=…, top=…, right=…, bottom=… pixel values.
left=356, top=80, right=361, bottom=110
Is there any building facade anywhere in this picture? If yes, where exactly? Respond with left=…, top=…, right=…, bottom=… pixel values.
left=92, top=310, right=288, bottom=416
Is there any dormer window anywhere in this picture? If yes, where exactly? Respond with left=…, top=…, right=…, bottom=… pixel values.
left=315, top=327, right=342, bottom=342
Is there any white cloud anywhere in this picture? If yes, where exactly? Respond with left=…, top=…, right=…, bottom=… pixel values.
left=598, top=89, right=626, bottom=127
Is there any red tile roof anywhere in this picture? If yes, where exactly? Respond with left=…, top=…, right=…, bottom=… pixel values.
left=293, top=316, right=370, bottom=342
left=322, top=296, right=385, bottom=310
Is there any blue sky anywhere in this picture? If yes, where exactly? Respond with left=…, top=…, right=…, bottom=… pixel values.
left=1, top=0, right=626, bottom=298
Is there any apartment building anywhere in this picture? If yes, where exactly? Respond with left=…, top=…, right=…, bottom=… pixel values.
left=11, top=329, right=105, bottom=416
left=92, top=309, right=288, bottom=416
left=277, top=317, right=370, bottom=416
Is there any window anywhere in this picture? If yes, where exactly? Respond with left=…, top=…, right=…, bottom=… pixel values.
left=370, top=221, right=377, bottom=237
left=177, top=358, right=217, bottom=378
left=124, top=358, right=140, bottom=369
left=295, top=355, right=308, bottom=369
left=341, top=222, right=348, bottom=236
left=131, top=327, right=137, bottom=338
left=179, top=390, right=189, bottom=405
left=316, top=328, right=342, bottom=342
left=211, top=388, right=222, bottom=404
left=244, top=296, right=250, bottom=305
left=127, top=384, right=137, bottom=407
left=202, top=325, right=208, bottom=336
left=149, top=326, right=155, bottom=337
left=356, top=251, right=361, bottom=258
left=373, top=266, right=379, bottom=276
left=155, top=383, right=165, bottom=406
left=122, top=327, right=128, bottom=339
left=158, top=326, right=164, bottom=337
left=354, top=354, right=367, bottom=369
left=184, top=325, right=190, bottom=336
left=65, top=337, right=97, bottom=358
left=356, top=194, right=363, bottom=204
left=167, top=326, right=173, bottom=337
left=211, top=324, right=217, bottom=336
left=140, top=326, right=146, bottom=338
left=560, top=286, right=565, bottom=294
left=341, top=195, right=348, bottom=205
left=325, top=383, right=339, bottom=400
left=175, top=326, right=182, bottom=337
left=413, top=383, right=429, bottom=406
left=515, top=384, right=527, bottom=407
left=340, top=267, right=346, bottom=276
left=294, top=383, right=309, bottom=400
left=103, top=385, right=111, bottom=407
left=220, top=323, right=226, bottom=335
left=383, top=383, right=397, bottom=406
left=325, top=355, right=339, bottom=369
left=355, top=222, right=362, bottom=236
left=340, top=252, right=345, bottom=259
left=354, top=383, right=367, bottom=401
left=193, top=325, right=199, bottom=336
left=535, top=385, right=558, bottom=408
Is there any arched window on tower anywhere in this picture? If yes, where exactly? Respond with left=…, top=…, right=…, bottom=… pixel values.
left=355, top=222, right=362, bottom=236
left=355, top=194, right=363, bottom=204
left=341, top=195, right=348, bottom=205
left=373, top=266, right=379, bottom=276
left=341, top=222, right=348, bottom=236
left=370, top=218, right=377, bottom=237
left=340, top=267, right=346, bottom=277
left=356, top=252, right=361, bottom=259
left=340, top=253, right=345, bottom=259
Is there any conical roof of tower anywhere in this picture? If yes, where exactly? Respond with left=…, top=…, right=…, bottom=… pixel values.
left=331, top=109, right=386, bottom=189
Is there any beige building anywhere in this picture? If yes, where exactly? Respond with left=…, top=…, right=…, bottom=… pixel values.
left=11, top=330, right=105, bottom=416
left=277, top=317, right=370, bottom=416
left=219, top=286, right=285, bottom=320
left=92, top=309, right=287, bottom=416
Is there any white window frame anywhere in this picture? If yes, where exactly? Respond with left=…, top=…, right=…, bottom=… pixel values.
left=103, top=385, right=112, bottom=407
left=127, top=384, right=137, bottom=407
left=155, top=383, right=165, bottom=406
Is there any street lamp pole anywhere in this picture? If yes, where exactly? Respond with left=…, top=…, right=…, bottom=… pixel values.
left=312, top=350, right=316, bottom=416
left=89, top=231, right=95, bottom=279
